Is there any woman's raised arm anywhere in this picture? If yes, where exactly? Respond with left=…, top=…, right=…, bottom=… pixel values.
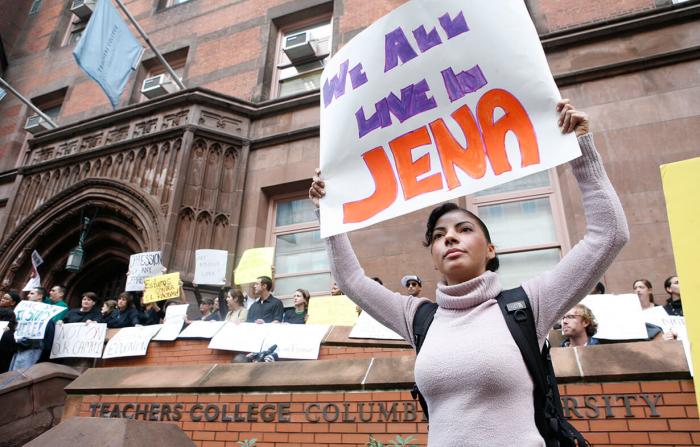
left=523, top=101, right=629, bottom=343
left=310, top=170, right=429, bottom=345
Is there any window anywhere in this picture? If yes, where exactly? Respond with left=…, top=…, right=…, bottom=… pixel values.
left=134, top=48, right=188, bottom=103
left=467, top=170, right=569, bottom=289
left=164, top=0, right=192, bottom=7
left=31, top=88, right=67, bottom=123
left=273, top=19, right=332, bottom=98
left=29, top=0, right=42, bottom=15
left=62, top=16, right=87, bottom=47
left=268, top=195, right=331, bottom=300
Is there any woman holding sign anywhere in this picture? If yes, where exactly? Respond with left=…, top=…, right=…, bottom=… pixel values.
left=309, top=100, right=628, bottom=446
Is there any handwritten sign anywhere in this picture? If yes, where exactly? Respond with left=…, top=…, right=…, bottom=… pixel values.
left=153, top=303, right=188, bottom=341
left=194, top=249, right=228, bottom=285
left=307, top=295, right=358, bottom=326
left=143, top=272, right=180, bottom=304
left=50, top=323, right=107, bottom=359
left=102, top=325, right=162, bottom=359
left=580, top=294, right=648, bottom=340
left=14, top=300, right=64, bottom=340
left=234, top=247, right=274, bottom=285
left=208, top=322, right=269, bottom=352
left=125, top=251, right=164, bottom=291
left=23, top=274, right=41, bottom=292
left=349, top=311, right=403, bottom=340
left=318, top=0, right=581, bottom=236
left=178, top=321, right=226, bottom=339
left=262, top=324, right=330, bottom=360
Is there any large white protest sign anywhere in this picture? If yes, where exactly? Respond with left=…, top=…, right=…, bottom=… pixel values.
left=208, top=322, right=269, bottom=353
left=125, top=251, right=163, bottom=292
left=50, top=323, right=107, bottom=359
left=194, top=249, right=228, bottom=285
left=643, top=306, right=671, bottom=331
left=153, top=304, right=189, bottom=341
left=580, top=294, right=648, bottom=340
left=319, top=0, right=581, bottom=237
left=102, top=325, right=162, bottom=359
left=179, top=321, right=226, bottom=339
left=14, top=301, right=64, bottom=340
left=23, top=274, right=41, bottom=292
left=262, top=324, right=331, bottom=360
left=349, top=311, right=403, bottom=340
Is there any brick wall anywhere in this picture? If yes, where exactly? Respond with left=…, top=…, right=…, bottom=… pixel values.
left=99, top=339, right=413, bottom=368
left=70, top=379, right=700, bottom=447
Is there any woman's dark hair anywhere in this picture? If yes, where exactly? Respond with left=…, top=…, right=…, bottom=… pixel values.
left=82, top=292, right=99, bottom=303
left=117, top=292, right=133, bottom=308
left=102, top=299, right=117, bottom=315
left=0, top=308, right=17, bottom=332
left=633, top=279, right=654, bottom=302
left=295, top=288, right=310, bottom=309
left=6, top=290, right=20, bottom=306
left=664, top=275, right=679, bottom=296
left=228, top=289, right=245, bottom=307
left=424, top=203, right=499, bottom=272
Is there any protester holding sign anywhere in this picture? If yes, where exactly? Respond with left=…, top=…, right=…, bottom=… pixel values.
left=63, top=292, right=102, bottom=324
left=633, top=279, right=656, bottom=309
left=246, top=276, right=284, bottom=324
left=104, top=293, right=141, bottom=328
left=310, top=102, right=629, bottom=445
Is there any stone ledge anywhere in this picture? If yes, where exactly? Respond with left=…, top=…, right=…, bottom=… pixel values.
left=64, top=341, right=690, bottom=395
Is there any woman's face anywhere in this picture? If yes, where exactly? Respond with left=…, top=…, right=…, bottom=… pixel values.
left=81, top=296, right=95, bottom=311
left=227, top=293, right=240, bottom=309
left=293, top=291, right=306, bottom=307
left=117, top=297, right=127, bottom=310
left=0, top=294, right=13, bottom=308
left=666, top=276, right=681, bottom=296
left=429, top=210, right=495, bottom=285
left=633, top=281, right=651, bottom=300
left=199, top=302, right=212, bottom=315
left=101, top=303, right=109, bottom=314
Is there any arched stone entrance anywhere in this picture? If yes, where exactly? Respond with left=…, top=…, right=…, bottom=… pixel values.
left=0, top=179, right=162, bottom=306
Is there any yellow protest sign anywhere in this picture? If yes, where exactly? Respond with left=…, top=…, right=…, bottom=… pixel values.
left=661, top=157, right=700, bottom=405
left=234, top=247, right=274, bottom=285
left=307, top=295, right=358, bottom=326
left=143, top=272, right=180, bottom=304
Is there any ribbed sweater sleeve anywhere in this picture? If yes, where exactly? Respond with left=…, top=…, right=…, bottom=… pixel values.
left=325, top=234, right=429, bottom=345
left=522, top=133, right=630, bottom=344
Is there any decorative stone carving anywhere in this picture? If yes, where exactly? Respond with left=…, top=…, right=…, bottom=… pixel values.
left=56, top=140, right=79, bottom=157
left=133, top=119, right=158, bottom=137
left=80, top=133, right=103, bottom=152
left=105, top=126, right=129, bottom=144
left=162, top=110, right=189, bottom=129
left=198, top=110, right=243, bottom=134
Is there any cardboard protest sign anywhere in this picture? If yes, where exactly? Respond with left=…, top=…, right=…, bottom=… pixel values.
left=261, top=324, right=330, bottom=360
left=234, top=247, right=274, bottom=285
left=178, top=321, right=226, bottom=339
left=662, top=157, right=700, bottom=383
left=307, top=295, right=359, bottom=326
left=349, top=311, right=403, bottom=340
left=208, top=322, right=269, bottom=353
left=580, top=294, right=648, bottom=340
left=14, top=300, right=64, bottom=340
left=31, top=250, right=43, bottom=268
left=125, top=251, right=164, bottom=292
left=102, top=325, right=162, bottom=359
left=194, top=249, right=228, bottom=285
left=143, top=272, right=180, bottom=304
left=319, top=0, right=581, bottom=237
left=50, top=323, right=107, bottom=359
left=153, top=303, right=188, bottom=341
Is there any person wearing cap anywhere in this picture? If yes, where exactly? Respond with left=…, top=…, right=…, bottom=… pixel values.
left=200, top=297, right=220, bottom=321
left=401, top=275, right=422, bottom=297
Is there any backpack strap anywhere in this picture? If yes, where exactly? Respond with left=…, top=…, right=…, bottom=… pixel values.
left=497, top=287, right=551, bottom=441
left=411, top=301, right=439, bottom=421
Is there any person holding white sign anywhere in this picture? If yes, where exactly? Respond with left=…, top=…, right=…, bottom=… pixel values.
left=310, top=102, right=629, bottom=446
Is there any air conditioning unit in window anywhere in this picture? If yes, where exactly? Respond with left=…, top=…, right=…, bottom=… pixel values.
left=70, top=0, right=96, bottom=21
left=141, top=74, right=177, bottom=99
left=283, top=30, right=318, bottom=64
left=24, top=115, right=52, bottom=135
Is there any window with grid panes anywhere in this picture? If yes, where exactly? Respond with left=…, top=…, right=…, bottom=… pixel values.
left=468, top=170, right=569, bottom=289
left=269, top=196, right=331, bottom=298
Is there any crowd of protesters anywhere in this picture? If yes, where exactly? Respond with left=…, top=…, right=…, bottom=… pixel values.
left=0, top=268, right=684, bottom=374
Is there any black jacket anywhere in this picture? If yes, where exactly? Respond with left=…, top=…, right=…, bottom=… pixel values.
left=63, top=308, right=102, bottom=324
left=105, top=307, right=141, bottom=328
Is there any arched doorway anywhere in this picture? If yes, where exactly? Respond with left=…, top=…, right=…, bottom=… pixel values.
left=0, top=179, right=162, bottom=307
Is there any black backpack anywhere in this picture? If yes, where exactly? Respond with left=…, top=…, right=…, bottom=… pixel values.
left=410, top=286, right=589, bottom=447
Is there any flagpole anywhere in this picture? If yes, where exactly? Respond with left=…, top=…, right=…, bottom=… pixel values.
left=112, top=0, right=186, bottom=90
left=0, top=77, right=58, bottom=128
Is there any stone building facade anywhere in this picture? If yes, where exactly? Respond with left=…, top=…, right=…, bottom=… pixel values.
left=0, top=0, right=698, bottom=305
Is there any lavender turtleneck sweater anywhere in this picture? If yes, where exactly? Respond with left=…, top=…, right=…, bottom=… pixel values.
left=325, top=134, right=629, bottom=446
